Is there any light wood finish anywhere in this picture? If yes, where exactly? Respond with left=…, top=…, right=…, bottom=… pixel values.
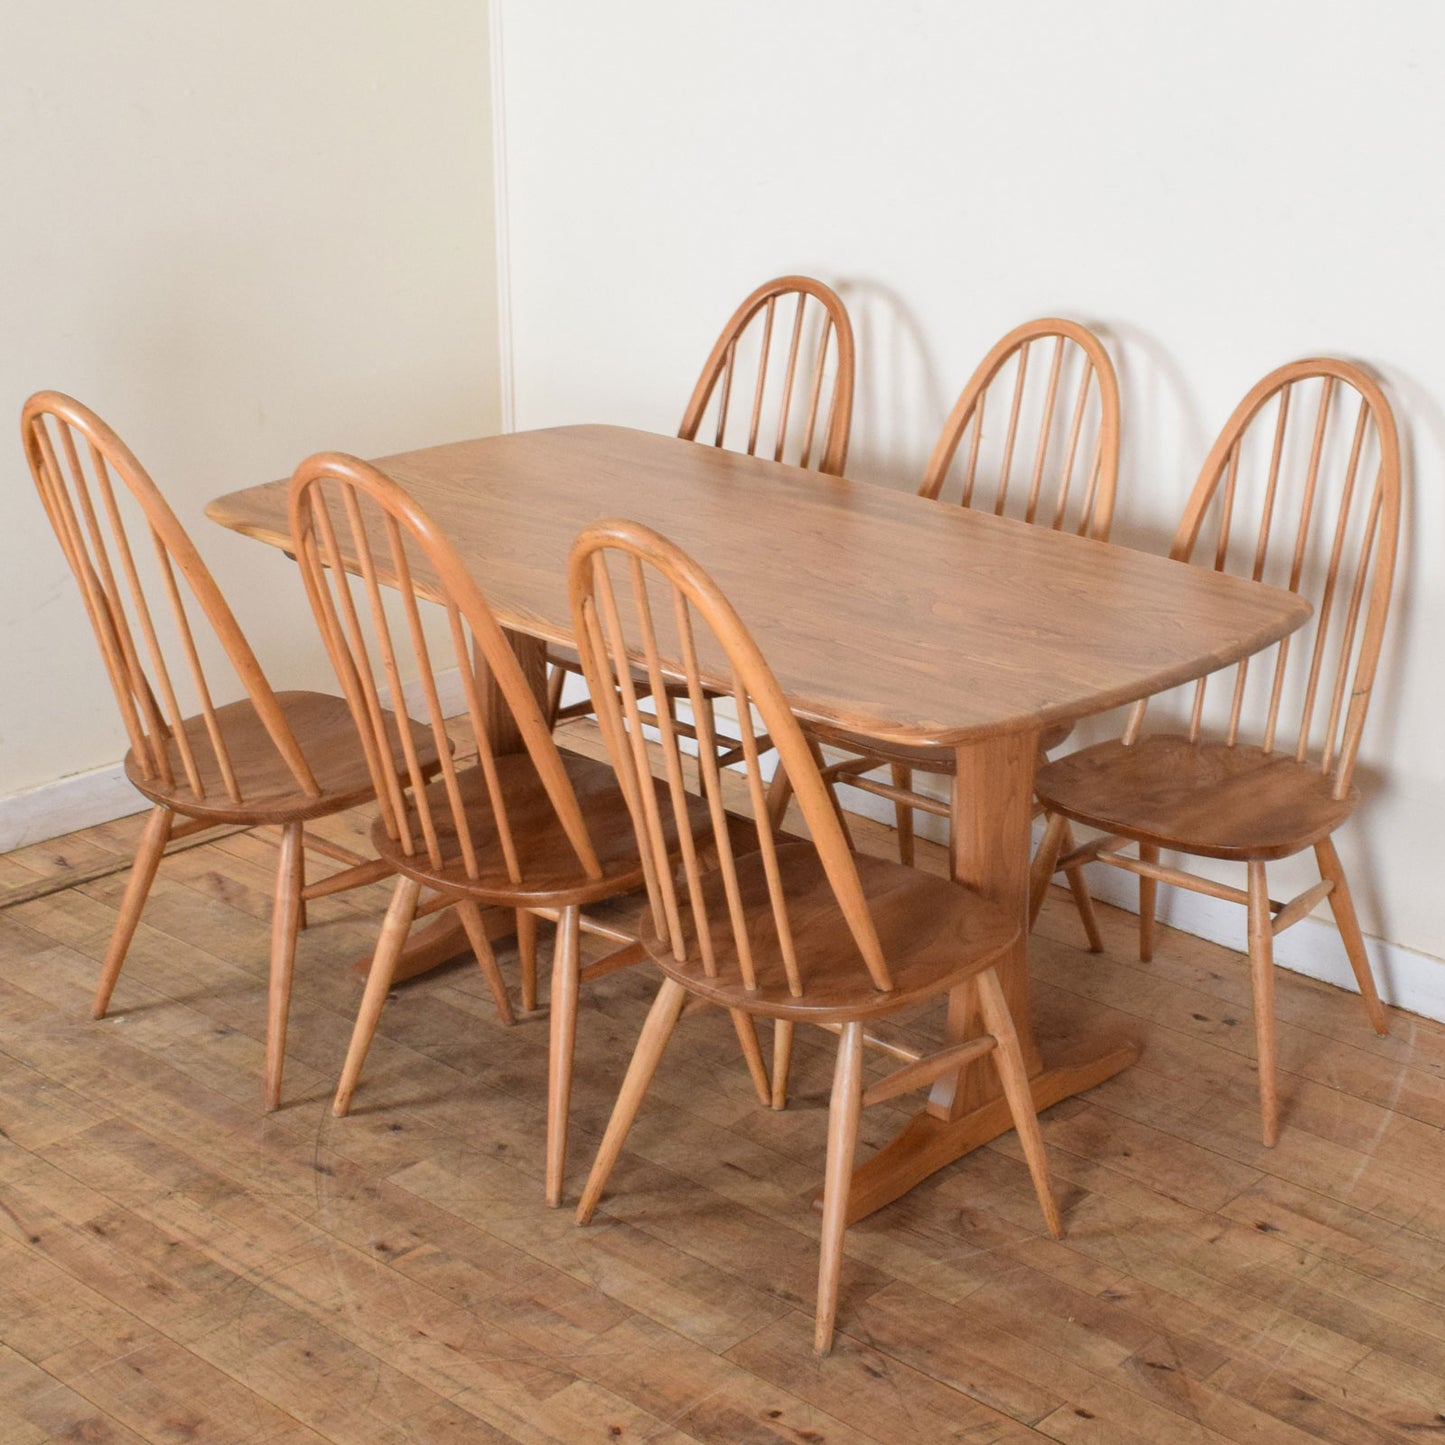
left=11, top=755, right=1445, bottom=1441
left=20, top=392, right=435, bottom=1110
left=288, top=452, right=741, bottom=1204
left=1034, top=359, right=1400, bottom=1145
left=209, top=422, right=1309, bottom=1221
left=548, top=273, right=855, bottom=732
left=208, top=425, right=1308, bottom=749
left=679, top=274, right=855, bottom=477
left=771, top=319, right=1121, bottom=891
left=568, top=520, right=1059, bottom=1352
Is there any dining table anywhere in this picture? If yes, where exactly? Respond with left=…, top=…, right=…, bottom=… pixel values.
left=206, top=423, right=1310, bottom=1223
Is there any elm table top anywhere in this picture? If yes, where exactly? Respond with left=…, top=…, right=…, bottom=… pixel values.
left=207, top=424, right=1310, bottom=748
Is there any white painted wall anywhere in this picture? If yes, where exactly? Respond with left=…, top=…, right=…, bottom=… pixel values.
left=0, top=2, right=500, bottom=821
left=495, top=0, right=1445, bottom=971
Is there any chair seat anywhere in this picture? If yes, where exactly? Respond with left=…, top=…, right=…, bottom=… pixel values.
left=1034, top=734, right=1359, bottom=862
left=126, top=690, right=436, bottom=824
left=374, top=748, right=708, bottom=908
left=642, top=841, right=1018, bottom=1023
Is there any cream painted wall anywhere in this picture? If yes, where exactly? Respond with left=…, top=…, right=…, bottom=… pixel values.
left=0, top=2, right=501, bottom=798
left=494, top=0, right=1445, bottom=965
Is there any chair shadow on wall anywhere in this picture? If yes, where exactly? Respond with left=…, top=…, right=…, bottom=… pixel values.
left=832, top=277, right=950, bottom=491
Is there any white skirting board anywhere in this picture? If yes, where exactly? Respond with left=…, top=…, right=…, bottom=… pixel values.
left=7, top=670, right=1444, bottom=1025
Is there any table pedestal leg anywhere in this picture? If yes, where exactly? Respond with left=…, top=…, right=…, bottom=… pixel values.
left=817, top=728, right=1139, bottom=1224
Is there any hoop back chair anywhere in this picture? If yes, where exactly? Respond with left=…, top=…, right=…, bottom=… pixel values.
left=774, top=319, right=1120, bottom=911
left=21, top=392, right=429, bottom=1109
left=288, top=454, right=759, bottom=1203
left=568, top=519, right=1060, bottom=1354
left=547, top=275, right=856, bottom=730
left=1032, top=358, right=1400, bottom=1145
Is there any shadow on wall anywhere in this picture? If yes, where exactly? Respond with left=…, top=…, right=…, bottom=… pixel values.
left=832, top=277, right=949, bottom=493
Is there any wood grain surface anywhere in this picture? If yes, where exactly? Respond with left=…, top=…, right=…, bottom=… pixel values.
left=207, top=425, right=1311, bottom=749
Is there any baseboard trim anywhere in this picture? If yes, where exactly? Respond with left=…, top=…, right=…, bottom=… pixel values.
left=0, top=763, right=146, bottom=852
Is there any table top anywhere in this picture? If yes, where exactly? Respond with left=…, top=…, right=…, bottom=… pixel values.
left=207, top=424, right=1311, bottom=749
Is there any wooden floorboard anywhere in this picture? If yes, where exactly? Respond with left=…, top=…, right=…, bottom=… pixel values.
left=2, top=728, right=1444, bottom=1442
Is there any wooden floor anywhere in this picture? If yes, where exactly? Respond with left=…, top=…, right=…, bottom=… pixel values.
left=3, top=734, right=1445, bottom=1442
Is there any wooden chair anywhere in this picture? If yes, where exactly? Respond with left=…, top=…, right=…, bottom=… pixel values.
left=546, top=274, right=855, bottom=729
left=1030, top=358, right=1400, bottom=1146
left=20, top=391, right=433, bottom=1109
left=770, top=318, right=1120, bottom=931
left=288, top=453, right=768, bottom=1204
left=567, top=519, right=1061, bottom=1354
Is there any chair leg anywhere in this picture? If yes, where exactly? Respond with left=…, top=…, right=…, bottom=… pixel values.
left=333, top=875, right=421, bottom=1117
left=546, top=905, right=581, bottom=1206
left=1138, top=842, right=1159, bottom=962
left=1247, top=861, right=1280, bottom=1147
left=1315, top=836, right=1388, bottom=1037
left=456, top=901, right=515, bottom=1026
left=765, top=762, right=794, bottom=832
left=976, top=968, right=1062, bottom=1239
left=771, top=1019, right=794, bottom=1111
left=815, top=1021, right=864, bottom=1355
left=729, top=1010, right=772, bottom=1107
left=545, top=664, right=566, bottom=728
left=92, top=804, right=174, bottom=1019
left=576, top=976, right=688, bottom=1225
left=1060, top=823, right=1104, bottom=953
left=806, top=736, right=854, bottom=851
left=890, top=764, right=916, bottom=867
left=516, top=909, right=539, bottom=1013
left=296, top=843, right=308, bottom=932
left=1028, top=812, right=1068, bottom=930
left=264, top=821, right=306, bottom=1112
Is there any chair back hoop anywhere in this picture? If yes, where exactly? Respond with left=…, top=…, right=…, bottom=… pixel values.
left=288, top=452, right=601, bottom=883
left=920, top=317, right=1121, bottom=541
left=1126, top=358, right=1400, bottom=800
left=20, top=390, right=316, bottom=806
left=568, top=519, right=892, bottom=999
left=677, top=275, right=856, bottom=477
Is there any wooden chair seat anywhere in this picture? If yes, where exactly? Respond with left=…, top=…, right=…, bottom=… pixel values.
left=125, top=690, right=437, bottom=824
left=371, top=749, right=710, bottom=907
left=1035, top=734, right=1358, bottom=862
left=643, top=841, right=1017, bottom=1023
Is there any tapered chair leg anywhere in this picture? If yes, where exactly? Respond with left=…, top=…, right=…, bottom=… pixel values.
left=891, top=765, right=915, bottom=867
left=264, top=821, right=306, bottom=1112
left=546, top=905, right=581, bottom=1206
left=576, top=977, right=688, bottom=1224
left=1246, top=862, right=1280, bottom=1147
left=1315, top=836, right=1388, bottom=1036
left=92, top=804, right=174, bottom=1019
left=771, top=1019, right=794, bottom=1110
left=806, top=737, right=854, bottom=851
left=333, top=875, right=422, bottom=1116
left=729, top=1010, right=772, bottom=1107
left=976, top=968, right=1062, bottom=1239
left=457, top=902, right=515, bottom=1025
left=1138, top=842, right=1159, bottom=962
left=815, top=1021, right=864, bottom=1355
left=765, top=762, right=794, bottom=832
left=1028, top=812, right=1068, bottom=930
left=1060, top=823, right=1104, bottom=953
left=516, top=909, right=539, bottom=1013
left=545, top=664, right=566, bottom=727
